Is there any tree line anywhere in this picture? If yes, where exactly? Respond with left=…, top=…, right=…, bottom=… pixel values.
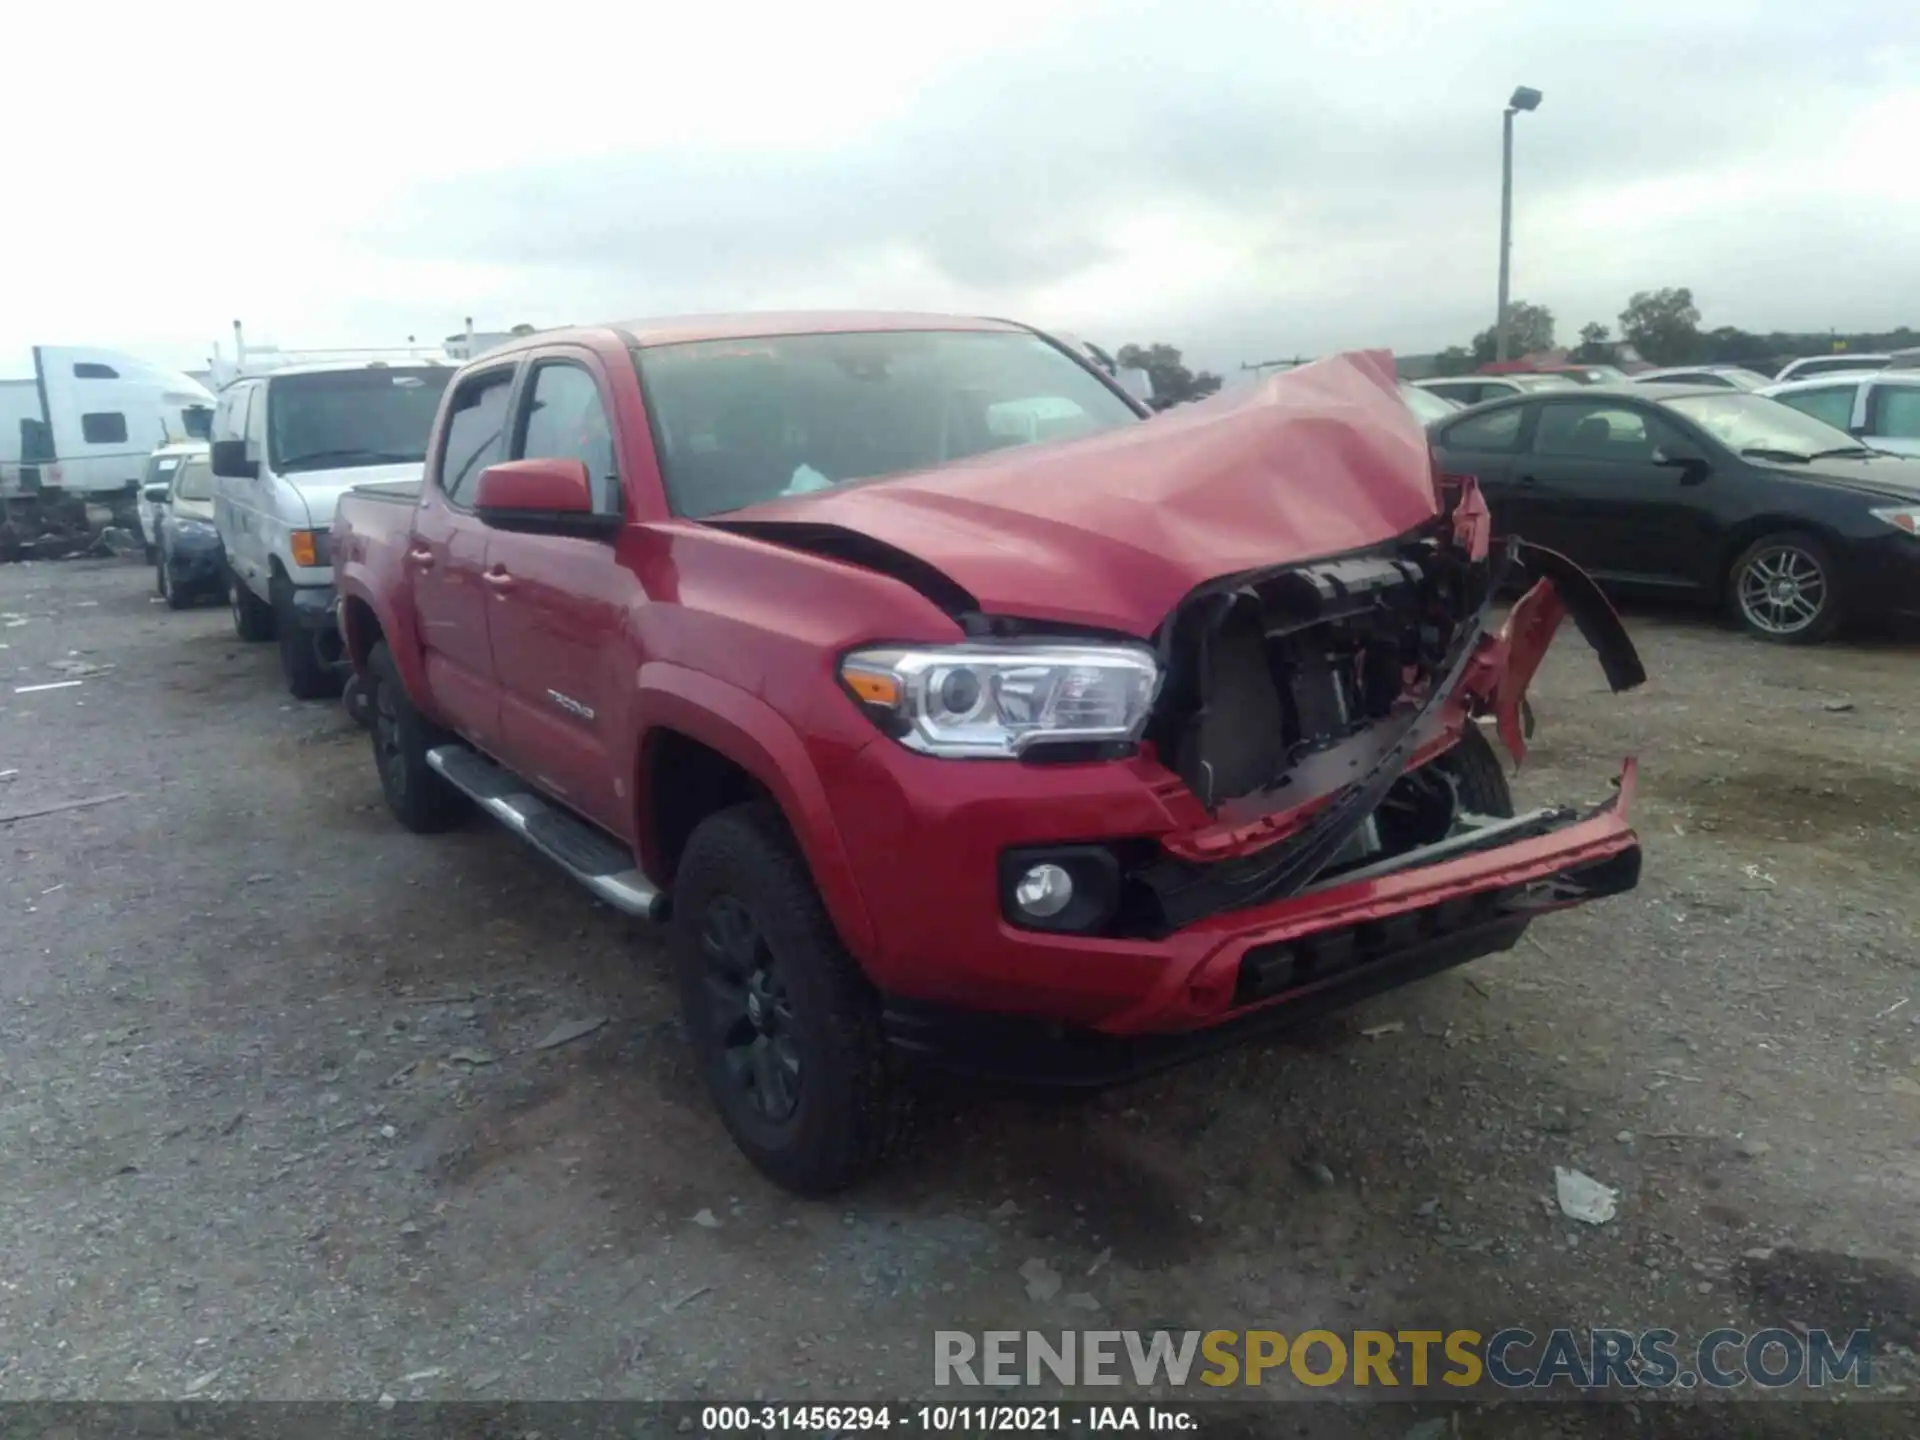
left=1427, top=288, right=1918, bottom=375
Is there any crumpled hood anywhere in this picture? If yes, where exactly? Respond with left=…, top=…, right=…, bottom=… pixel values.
left=717, top=351, right=1440, bottom=638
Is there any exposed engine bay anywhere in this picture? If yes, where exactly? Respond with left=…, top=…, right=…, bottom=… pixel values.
left=1131, top=499, right=1646, bottom=932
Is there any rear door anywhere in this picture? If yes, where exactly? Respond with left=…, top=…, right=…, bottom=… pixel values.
left=485, top=349, right=635, bottom=838
left=1431, top=400, right=1529, bottom=536
left=411, top=363, right=518, bottom=750
left=1509, top=396, right=1709, bottom=587
left=1860, top=381, right=1920, bottom=457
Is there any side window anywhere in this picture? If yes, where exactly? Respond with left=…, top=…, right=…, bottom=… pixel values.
left=81, top=412, right=128, bottom=445
left=1867, top=385, right=1920, bottom=439
left=1439, top=404, right=1523, bottom=453
left=73, top=362, right=120, bottom=379
left=1773, top=385, right=1858, bottom=432
left=438, top=368, right=516, bottom=507
left=1533, top=401, right=1673, bottom=461
left=514, top=361, right=620, bottom=515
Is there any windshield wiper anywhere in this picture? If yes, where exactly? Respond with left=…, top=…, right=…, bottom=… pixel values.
left=1808, top=446, right=1878, bottom=460
left=282, top=449, right=421, bottom=470
left=1740, top=447, right=1812, bottom=464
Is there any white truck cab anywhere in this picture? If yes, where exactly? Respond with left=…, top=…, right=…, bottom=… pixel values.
left=210, top=354, right=454, bottom=698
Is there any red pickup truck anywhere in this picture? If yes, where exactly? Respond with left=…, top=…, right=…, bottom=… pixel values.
left=332, top=313, right=1646, bottom=1194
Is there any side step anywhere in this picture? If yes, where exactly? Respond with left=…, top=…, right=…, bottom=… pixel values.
left=425, top=746, right=666, bottom=922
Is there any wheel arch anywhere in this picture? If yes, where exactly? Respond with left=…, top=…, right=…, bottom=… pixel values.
left=633, top=664, right=877, bottom=961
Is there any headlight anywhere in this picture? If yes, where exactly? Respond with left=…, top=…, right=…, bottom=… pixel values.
left=841, top=643, right=1161, bottom=758
left=1869, top=505, right=1920, bottom=536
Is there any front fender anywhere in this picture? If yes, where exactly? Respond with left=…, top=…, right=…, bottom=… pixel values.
left=634, top=662, right=878, bottom=962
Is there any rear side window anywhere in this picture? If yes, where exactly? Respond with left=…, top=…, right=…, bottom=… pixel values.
left=1439, top=405, right=1523, bottom=453
left=438, top=369, right=516, bottom=506
left=515, top=362, right=620, bottom=515
left=1423, top=382, right=1480, bottom=405
left=1772, top=385, right=1858, bottom=432
left=1868, top=384, right=1920, bottom=439
left=73, top=362, right=119, bottom=379
left=81, top=412, right=128, bottom=444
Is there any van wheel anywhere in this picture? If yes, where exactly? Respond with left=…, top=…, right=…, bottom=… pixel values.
left=672, top=801, right=905, bottom=1195
left=229, top=568, right=276, bottom=642
left=367, top=641, right=465, bottom=833
left=274, top=576, right=342, bottom=700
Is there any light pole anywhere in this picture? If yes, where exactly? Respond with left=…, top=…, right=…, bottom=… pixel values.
left=1495, top=85, right=1543, bottom=363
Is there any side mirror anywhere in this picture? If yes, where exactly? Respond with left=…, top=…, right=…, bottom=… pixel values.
left=143, top=482, right=172, bottom=504
left=210, top=439, right=257, bottom=479
left=1654, top=444, right=1710, bottom=482
left=473, top=458, right=619, bottom=539
left=1115, top=366, right=1156, bottom=404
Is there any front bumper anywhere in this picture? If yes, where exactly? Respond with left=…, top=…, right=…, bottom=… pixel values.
left=838, top=734, right=1640, bottom=1044
left=164, top=532, right=225, bottom=588
left=1844, top=531, right=1920, bottom=623
left=286, top=583, right=350, bottom=674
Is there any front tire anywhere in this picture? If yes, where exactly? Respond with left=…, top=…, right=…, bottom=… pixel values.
left=229, top=566, right=275, bottom=642
left=1725, top=530, right=1841, bottom=644
left=274, top=576, right=342, bottom=700
left=366, top=641, right=466, bottom=833
left=672, top=801, right=904, bottom=1195
left=160, top=555, right=191, bottom=610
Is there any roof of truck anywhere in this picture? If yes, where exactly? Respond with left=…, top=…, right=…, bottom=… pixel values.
left=217, top=356, right=455, bottom=389
left=479, top=312, right=1022, bottom=354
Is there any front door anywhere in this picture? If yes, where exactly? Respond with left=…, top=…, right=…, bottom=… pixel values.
left=485, top=352, right=635, bottom=839
left=1433, top=401, right=1528, bottom=537
left=1508, top=397, right=1708, bottom=589
left=411, top=364, right=517, bottom=750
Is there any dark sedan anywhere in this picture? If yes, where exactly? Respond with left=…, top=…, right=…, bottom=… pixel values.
left=1430, top=384, right=1920, bottom=642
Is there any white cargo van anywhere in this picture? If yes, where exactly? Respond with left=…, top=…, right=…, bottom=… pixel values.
left=210, top=357, right=454, bottom=698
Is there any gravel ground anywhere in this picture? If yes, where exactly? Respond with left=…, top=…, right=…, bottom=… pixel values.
left=1, top=557, right=1916, bottom=1436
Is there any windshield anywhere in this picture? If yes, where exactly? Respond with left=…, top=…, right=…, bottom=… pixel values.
left=267, top=367, right=454, bottom=474
left=1663, top=392, right=1862, bottom=459
left=635, top=330, right=1142, bottom=518
left=1399, top=383, right=1458, bottom=423
left=174, top=456, right=214, bottom=501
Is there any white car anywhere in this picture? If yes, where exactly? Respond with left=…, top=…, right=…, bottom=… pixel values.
left=136, top=442, right=208, bottom=558
left=1632, top=365, right=1773, bottom=391
left=1411, top=374, right=1582, bottom=406
left=1771, top=353, right=1893, bottom=385
left=1760, top=372, right=1920, bottom=458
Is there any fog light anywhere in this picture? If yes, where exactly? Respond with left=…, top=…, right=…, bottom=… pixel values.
left=1013, top=862, right=1074, bottom=918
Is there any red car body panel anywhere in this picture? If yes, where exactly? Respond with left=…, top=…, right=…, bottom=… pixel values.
left=334, top=321, right=1644, bottom=1044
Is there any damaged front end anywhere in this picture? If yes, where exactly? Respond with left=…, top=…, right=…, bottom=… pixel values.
left=1126, top=477, right=1647, bottom=937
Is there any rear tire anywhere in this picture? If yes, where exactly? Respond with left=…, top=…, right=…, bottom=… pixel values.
left=366, top=641, right=466, bottom=833
left=1724, top=529, right=1841, bottom=644
left=672, top=801, right=904, bottom=1195
left=274, top=576, right=342, bottom=701
left=229, top=566, right=275, bottom=642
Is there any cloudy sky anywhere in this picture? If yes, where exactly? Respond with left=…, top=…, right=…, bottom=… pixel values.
left=6, top=0, right=1917, bottom=380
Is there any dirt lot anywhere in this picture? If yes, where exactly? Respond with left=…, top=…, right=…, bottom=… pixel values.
left=1, top=557, right=1915, bottom=1435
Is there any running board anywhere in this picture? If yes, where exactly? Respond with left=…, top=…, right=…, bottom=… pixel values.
left=424, top=745, right=666, bottom=922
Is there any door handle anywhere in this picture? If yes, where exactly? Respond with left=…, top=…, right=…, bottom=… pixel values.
left=483, top=568, right=515, bottom=595
left=405, top=544, right=435, bottom=569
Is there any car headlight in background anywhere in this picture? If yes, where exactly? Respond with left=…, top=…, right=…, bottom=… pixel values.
left=289, top=529, right=332, bottom=567
left=1869, top=505, right=1920, bottom=536
left=841, top=643, right=1161, bottom=758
